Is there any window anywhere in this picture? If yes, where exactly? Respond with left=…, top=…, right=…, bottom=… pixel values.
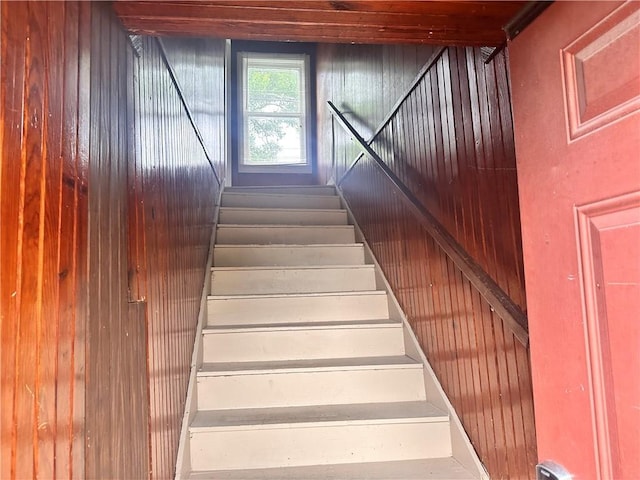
left=238, top=53, right=312, bottom=173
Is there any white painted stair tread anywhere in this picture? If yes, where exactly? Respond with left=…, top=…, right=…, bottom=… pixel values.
left=210, top=264, right=376, bottom=295
left=187, top=458, right=477, bottom=480
left=219, top=207, right=344, bottom=213
left=191, top=401, right=447, bottom=431
left=204, top=318, right=397, bottom=330
left=216, top=224, right=355, bottom=245
left=219, top=207, right=348, bottom=225
left=198, top=355, right=421, bottom=376
left=221, top=192, right=341, bottom=209
left=201, top=318, right=404, bottom=362
left=211, top=264, right=371, bottom=271
left=212, top=243, right=365, bottom=267
left=207, top=290, right=389, bottom=325
left=224, top=185, right=337, bottom=195
left=208, top=290, right=386, bottom=300
left=203, top=319, right=401, bottom=333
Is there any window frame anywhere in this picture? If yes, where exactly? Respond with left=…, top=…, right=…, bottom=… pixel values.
left=237, top=52, right=313, bottom=174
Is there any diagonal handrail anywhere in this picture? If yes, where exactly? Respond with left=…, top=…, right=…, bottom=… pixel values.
left=156, top=38, right=221, bottom=186
left=336, top=47, right=446, bottom=186
left=328, top=101, right=529, bottom=346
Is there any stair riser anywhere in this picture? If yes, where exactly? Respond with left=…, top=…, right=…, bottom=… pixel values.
left=221, top=193, right=341, bottom=209
left=216, top=226, right=355, bottom=245
left=189, top=422, right=451, bottom=471
left=202, top=326, right=405, bottom=362
left=213, top=245, right=366, bottom=267
left=207, top=293, right=389, bottom=326
left=225, top=186, right=337, bottom=196
left=219, top=208, right=348, bottom=225
left=197, top=368, right=426, bottom=410
left=211, top=267, right=376, bottom=295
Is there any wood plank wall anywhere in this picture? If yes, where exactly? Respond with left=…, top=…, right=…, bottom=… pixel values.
left=1, top=3, right=94, bottom=478
left=317, top=44, right=537, bottom=479
left=130, top=35, right=224, bottom=479
left=316, top=44, right=439, bottom=184
left=1, top=3, right=225, bottom=479
left=84, top=3, right=149, bottom=478
left=161, top=37, right=227, bottom=180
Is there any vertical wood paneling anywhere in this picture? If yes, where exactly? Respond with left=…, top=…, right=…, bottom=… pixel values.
left=2, top=3, right=225, bottom=478
left=317, top=44, right=536, bottom=479
left=84, top=4, right=150, bottom=478
left=316, top=43, right=437, bottom=184
left=161, top=37, right=226, bottom=182
left=0, top=3, right=86, bottom=478
left=131, top=35, right=224, bottom=479
left=0, top=2, right=89, bottom=478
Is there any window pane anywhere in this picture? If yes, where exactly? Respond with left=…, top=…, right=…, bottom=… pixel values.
left=246, top=117, right=304, bottom=165
left=247, top=66, right=301, bottom=114
left=238, top=53, right=311, bottom=172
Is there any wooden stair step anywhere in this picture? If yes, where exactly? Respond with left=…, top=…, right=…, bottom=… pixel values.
left=210, top=264, right=376, bottom=295
left=216, top=224, right=355, bottom=244
left=201, top=319, right=404, bottom=362
left=221, top=191, right=341, bottom=209
left=219, top=207, right=348, bottom=225
left=207, top=290, right=390, bottom=326
left=196, top=355, right=426, bottom=410
left=188, top=402, right=450, bottom=471
left=224, top=185, right=337, bottom=196
left=190, top=401, right=447, bottom=431
left=188, top=458, right=477, bottom=479
left=212, top=243, right=366, bottom=267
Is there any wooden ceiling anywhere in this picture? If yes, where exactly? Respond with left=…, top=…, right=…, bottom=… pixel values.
left=113, top=1, right=528, bottom=46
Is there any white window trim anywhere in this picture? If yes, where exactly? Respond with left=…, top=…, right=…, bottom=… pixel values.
left=237, top=52, right=312, bottom=174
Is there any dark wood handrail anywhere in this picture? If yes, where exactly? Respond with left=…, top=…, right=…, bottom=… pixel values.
left=328, top=101, right=529, bottom=346
left=156, top=38, right=221, bottom=186
left=336, top=47, right=446, bottom=186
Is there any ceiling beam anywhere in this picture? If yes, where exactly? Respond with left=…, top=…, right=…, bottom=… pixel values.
left=113, top=1, right=526, bottom=46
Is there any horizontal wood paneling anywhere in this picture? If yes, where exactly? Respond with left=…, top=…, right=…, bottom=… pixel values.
left=114, top=0, right=524, bottom=46
left=131, top=35, right=224, bottom=479
left=317, top=44, right=536, bottom=478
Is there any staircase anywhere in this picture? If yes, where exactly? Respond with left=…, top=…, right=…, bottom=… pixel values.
left=181, top=185, right=480, bottom=479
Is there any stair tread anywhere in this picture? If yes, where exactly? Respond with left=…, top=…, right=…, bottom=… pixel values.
left=225, top=185, right=335, bottom=193
left=223, top=192, right=339, bottom=199
left=190, top=401, right=447, bottom=431
left=208, top=290, right=385, bottom=300
left=217, top=224, right=352, bottom=229
left=198, top=355, right=421, bottom=376
left=188, top=458, right=477, bottom=479
left=203, top=319, right=401, bottom=333
left=213, top=243, right=363, bottom=248
left=211, top=264, right=373, bottom=272
left=220, top=206, right=346, bottom=213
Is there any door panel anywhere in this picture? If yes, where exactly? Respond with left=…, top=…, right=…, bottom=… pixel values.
left=509, top=2, right=640, bottom=478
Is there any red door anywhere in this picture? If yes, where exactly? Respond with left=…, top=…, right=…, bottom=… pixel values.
left=509, top=2, right=640, bottom=479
